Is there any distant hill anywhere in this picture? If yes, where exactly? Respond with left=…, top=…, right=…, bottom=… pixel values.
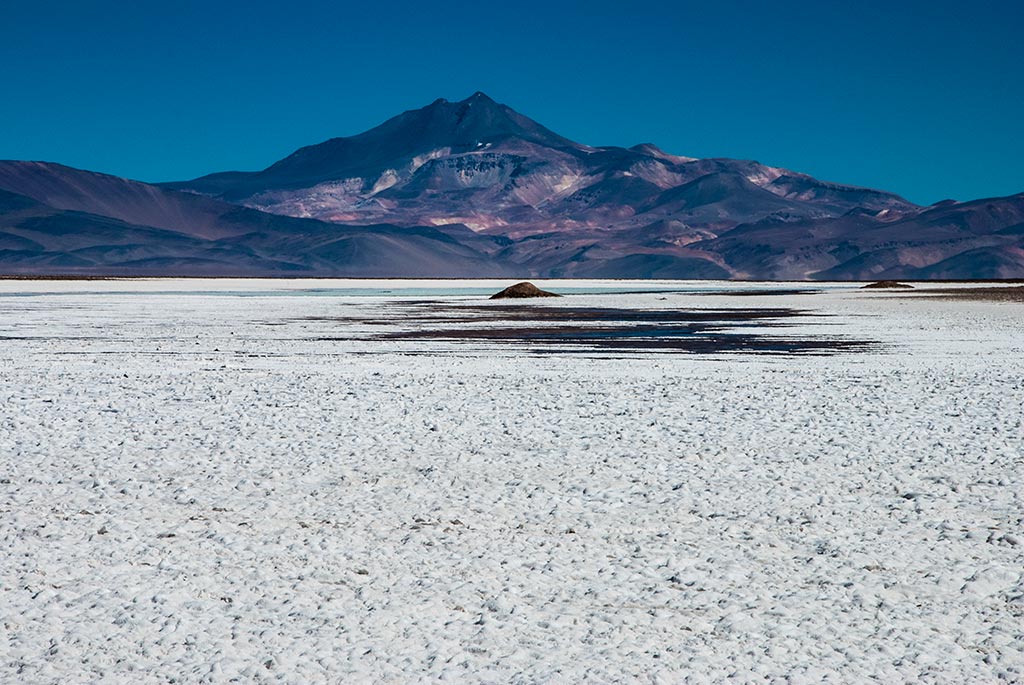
left=0, top=162, right=512, bottom=276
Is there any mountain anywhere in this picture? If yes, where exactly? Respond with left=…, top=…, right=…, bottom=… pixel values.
left=2, top=93, right=1022, bottom=278
left=0, top=162, right=512, bottom=276
left=166, top=93, right=916, bottom=236
left=164, top=92, right=581, bottom=203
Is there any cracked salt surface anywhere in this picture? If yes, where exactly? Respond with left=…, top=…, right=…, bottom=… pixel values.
left=0, top=280, right=1021, bottom=683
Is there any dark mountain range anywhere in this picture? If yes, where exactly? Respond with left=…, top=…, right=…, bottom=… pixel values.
left=2, top=92, right=1022, bottom=278
left=698, top=192, right=1024, bottom=280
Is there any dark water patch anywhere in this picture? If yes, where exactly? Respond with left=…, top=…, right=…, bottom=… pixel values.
left=304, top=304, right=810, bottom=326
left=309, top=302, right=871, bottom=356
left=889, top=286, right=1024, bottom=303
left=379, top=327, right=866, bottom=355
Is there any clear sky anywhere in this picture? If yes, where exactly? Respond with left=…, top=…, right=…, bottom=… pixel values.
left=2, top=0, right=1021, bottom=204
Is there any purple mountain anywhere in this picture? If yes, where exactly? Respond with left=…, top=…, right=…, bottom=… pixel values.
left=2, top=93, right=1022, bottom=278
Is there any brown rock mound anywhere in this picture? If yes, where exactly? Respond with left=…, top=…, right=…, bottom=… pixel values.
left=862, top=280, right=913, bottom=289
left=490, top=282, right=561, bottom=299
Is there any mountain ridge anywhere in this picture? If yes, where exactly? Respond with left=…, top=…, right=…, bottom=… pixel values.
left=2, top=92, right=1022, bottom=278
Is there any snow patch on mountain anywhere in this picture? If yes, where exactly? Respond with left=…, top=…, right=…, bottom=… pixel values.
left=409, top=147, right=452, bottom=175
left=248, top=178, right=366, bottom=218
left=370, top=169, right=399, bottom=195
left=744, top=164, right=789, bottom=189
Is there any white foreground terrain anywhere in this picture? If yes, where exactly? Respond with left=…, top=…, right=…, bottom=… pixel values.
left=0, top=279, right=1021, bottom=683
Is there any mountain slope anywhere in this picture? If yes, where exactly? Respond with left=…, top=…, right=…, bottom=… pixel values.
left=0, top=164, right=513, bottom=276
left=698, top=193, right=1024, bottom=280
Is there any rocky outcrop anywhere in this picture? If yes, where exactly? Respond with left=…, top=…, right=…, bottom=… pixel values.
left=490, top=282, right=560, bottom=299
left=862, top=280, right=913, bottom=289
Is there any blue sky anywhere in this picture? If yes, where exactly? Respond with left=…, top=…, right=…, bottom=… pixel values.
left=2, top=0, right=1021, bottom=204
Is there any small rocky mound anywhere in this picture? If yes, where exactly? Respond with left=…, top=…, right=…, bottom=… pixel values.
left=490, top=282, right=560, bottom=299
left=862, top=280, right=913, bottom=289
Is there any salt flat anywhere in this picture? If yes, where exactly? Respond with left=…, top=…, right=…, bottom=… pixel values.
left=0, top=280, right=1021, bottom=683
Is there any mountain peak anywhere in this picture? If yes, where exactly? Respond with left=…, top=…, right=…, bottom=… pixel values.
left=427, top=91, right=497, bottom=111
left=400, top=92, right=573, bottom=152
left=183, top=93, right=585, bottom=195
